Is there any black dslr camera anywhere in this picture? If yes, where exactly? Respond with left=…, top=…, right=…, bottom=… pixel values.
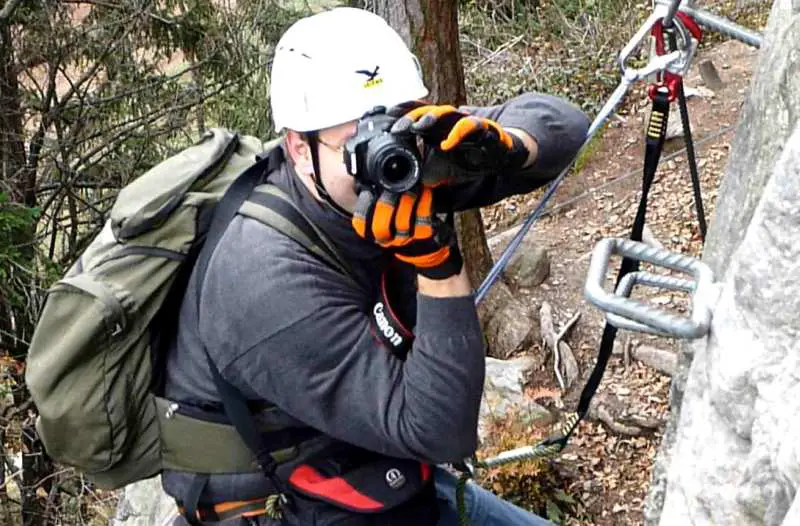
left=343, top=107, right=422, bottom=193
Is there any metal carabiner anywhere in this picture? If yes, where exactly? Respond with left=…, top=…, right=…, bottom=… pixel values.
left=654, top=0, right=762, bottom=49
left=584, top=239, right=716, bottom=340
left=618, top=3, right=700, bottom=91
left=618, top=9, right=671, bottom=80
left=648, top=11, right=703, bottom=101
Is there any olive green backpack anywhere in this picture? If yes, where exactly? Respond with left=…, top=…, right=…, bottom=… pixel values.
left=24, top=128, right=345, bottom=490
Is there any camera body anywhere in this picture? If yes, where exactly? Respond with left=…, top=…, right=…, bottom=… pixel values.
left=343, top=107, right=422, bottom=193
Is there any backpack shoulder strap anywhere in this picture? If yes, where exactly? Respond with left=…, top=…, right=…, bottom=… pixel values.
left=241, top=184, right=355, bottom=281
left=201, top=139, right=354, bottom=282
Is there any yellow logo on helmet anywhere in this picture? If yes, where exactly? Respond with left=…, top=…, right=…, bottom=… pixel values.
left=356, top=66, right=383, bottom=89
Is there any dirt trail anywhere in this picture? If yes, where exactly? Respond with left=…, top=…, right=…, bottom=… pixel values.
left=483, top=39, right=759, bottom=525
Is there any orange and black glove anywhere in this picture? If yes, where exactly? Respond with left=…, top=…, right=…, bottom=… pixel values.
left=389, top=104, right=529, bottom=176
left=352, top=185, right=463, bottom=280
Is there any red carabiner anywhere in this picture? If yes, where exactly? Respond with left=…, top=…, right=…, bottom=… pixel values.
left=652, top=12, right=703, bottom=57
left=648, top=12, right=703, bottom=102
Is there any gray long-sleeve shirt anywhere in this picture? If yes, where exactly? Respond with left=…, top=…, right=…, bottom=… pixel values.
left=162, top=93, right=590, bottom=506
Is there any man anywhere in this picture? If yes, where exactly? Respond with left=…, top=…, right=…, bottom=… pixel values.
left=163, top=7, right=590, bottom=525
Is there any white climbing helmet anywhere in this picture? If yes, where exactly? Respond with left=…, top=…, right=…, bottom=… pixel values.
left=269, top=7, right=429, bottom=133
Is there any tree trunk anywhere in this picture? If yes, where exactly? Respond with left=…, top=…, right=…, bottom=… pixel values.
left=0, top=21, right=30, bottom=205
left=645, top=2, right=800, bottom=524
left=373, top=0, right=494, bottom=285
left=2, top=6, right=54, bottom=524
left=374, top=0, right=537, bottom=358
left=0, top=4, right=37, bottom=361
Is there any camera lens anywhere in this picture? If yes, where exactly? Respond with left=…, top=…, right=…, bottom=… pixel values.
left=381, top=153, right=414, bottom=182
left=366, top=135, right=421, bottom=193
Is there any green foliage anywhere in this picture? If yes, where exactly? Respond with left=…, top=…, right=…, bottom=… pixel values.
left=0, top=192, right=38, bottom=273
left=476, top=408, right=587, bottom=524
left=0, top=193, right=39, bottom=343
left=1, top=3, right=312, bottom=520
left=4, top=0, right=307, bottom=274
left=572, top=125, right=604, bottom=173
left=460, top=0, right=650, bottom=113
left=201, top=1, right=305, bottom=138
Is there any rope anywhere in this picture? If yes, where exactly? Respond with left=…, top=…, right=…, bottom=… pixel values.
left=264, top=494, right=285, bottom=520
left=475, top=77, right=636, bottom=305
left=455, top=413, right=580, bottom=524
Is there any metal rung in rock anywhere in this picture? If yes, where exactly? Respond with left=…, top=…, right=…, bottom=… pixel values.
left=584, top=238, right=715, bottom=339
left=608, top=271, right=694, bottom=337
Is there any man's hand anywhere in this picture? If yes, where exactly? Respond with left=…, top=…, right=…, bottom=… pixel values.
left=389, top=104, right=530, bottom=177
left=351, top=185, right=463, bottom=280
left=391, top=104, right=513, bottom=151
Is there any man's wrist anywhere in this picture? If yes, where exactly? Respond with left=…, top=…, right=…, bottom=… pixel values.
left=417, top=266, right=472, bottom=298
left=507, top=128, right=539, bottom=168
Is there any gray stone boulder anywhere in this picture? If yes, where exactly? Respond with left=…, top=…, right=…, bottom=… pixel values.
left=111, top=475, right=176, bottom=526
left=479, top=356, right=552, bottom=443
left=488, top=225, right=551, bottom=290
left=506, top=243, right=550, bottom=290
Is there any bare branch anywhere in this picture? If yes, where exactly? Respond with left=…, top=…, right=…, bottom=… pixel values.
left=0, top=0, right=23, bottom=22
left=540, top=301, right=580, bottom=391
left=51, top=7, right=144, bottom=111
left=70, top=59, right=207, bottom=111
left=71, top=72, right=253, bottom=174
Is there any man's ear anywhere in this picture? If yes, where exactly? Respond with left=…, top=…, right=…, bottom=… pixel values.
left=285, top=130, right=313, bottom=175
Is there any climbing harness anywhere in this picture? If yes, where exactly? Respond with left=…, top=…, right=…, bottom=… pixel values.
left=459, top=0, right=763, bottom=522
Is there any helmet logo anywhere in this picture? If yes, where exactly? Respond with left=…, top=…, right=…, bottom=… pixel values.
left=356, top=66, right=383, bottom=88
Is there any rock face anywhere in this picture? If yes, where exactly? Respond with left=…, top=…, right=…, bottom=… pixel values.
left=702, top=1, right=800, bottom=278
left=479, top=356, right=551, bottom=443
left=646, top=3, right=800, bottom=524
left=657, top=127, right=800, bottom=526
left=111, top=475, right=176, bottom=526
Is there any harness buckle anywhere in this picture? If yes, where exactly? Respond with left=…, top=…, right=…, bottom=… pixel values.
left=648, top=74, right=681, bottom=102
